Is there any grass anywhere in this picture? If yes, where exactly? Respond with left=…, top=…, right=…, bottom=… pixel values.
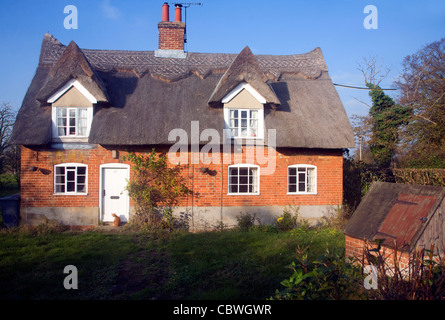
left=0, top=226, right=344, bottom=300
left=0, top=173, right=19, bottom=197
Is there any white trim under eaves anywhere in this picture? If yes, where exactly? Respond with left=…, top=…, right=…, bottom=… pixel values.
left=222, top=82, right=267, bottom=104
left=47, top=79, right=98, bottom=104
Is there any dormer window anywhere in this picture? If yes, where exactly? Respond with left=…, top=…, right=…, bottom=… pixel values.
left=48, top=79, right=96, bottom=142
left=223, top=83, right=265, bottom=140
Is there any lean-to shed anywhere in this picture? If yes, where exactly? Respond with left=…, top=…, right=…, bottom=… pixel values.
left=344, top=182, right=445, bottom=266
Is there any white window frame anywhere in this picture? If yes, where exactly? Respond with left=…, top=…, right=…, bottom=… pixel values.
left=54, top=163, right=88, bottom=195
left=287, top=164, right=317, bottom=195
left=224, top=108, right=264, bottom=140
left=52, top=107, right=93, bottom=139
left=228, top=164, right=260, bottom=195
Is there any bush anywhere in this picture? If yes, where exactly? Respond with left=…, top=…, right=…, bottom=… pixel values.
left=275, top=206, right=302, bottom=231
left=272, top=245, right=363, bottom=300
left=236, top=212, right=259, bottom=232
left=124, top=150, right=191, bottom=231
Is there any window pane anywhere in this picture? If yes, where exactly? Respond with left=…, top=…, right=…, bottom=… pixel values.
left=307, top=168, right=315, bottom=193
left=57, top=109, right=67, bottom=136
left=56, top=184, right=65, bottom=193
left=239, top=185, right=248, bottom=193
left=78, top=109, right=88, bottom=136
left=289, top=184, right=296, bottom=193
left=250, top=110, right=258, bottom=119
left=56, top=175, right=65, bottom=184
left=289, top=168, right=296, bottom=176
left=298, top=182, right=306, bottom=192
left=77, top=184, right=85, bottom=193
left=67, top=182, right=75, bottom=192
left=58, top=127, right=67, bottom=136
left=67, top=170, right=75, bottom=181
left=77, top=167, right=86, bottom=175
left=77, top=176, right=85, bottom=184
left=241, top=110, right=247, bottom=118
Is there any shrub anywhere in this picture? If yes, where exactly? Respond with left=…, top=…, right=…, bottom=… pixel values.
left=124, top=150, right=191, bottom=231
left=275, top=206, right=301, bottom=231
left=359, top=242, right=445, bottom=300
left=236, top=212, right=259, bottom=232
left=271, top=245, right=363, bottom=300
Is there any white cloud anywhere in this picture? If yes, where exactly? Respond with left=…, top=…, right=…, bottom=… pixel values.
left=100, top=0, right=121, bottom=20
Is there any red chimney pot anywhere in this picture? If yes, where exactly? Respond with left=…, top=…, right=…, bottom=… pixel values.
left=175, top=4, right=182, bottom=22
left=162, top=2, right=169, bottom=22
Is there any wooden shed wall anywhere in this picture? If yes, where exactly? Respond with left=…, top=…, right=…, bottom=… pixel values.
left=416, top=199, right=445, bottom=254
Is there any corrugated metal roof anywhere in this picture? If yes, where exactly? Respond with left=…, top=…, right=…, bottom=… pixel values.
left=344, top=182, right=445, bottom=250
left=375, top=194, right=437, bottom=247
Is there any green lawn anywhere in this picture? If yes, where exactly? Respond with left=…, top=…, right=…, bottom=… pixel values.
left=0, top=227, right=344, bottom=300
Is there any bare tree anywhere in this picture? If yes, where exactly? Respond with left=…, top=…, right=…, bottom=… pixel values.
left=356, top=56, right=392, bottom=87
left=394, top=38, right=445, bottom=167
left=0, top=102, right=20, bottom=185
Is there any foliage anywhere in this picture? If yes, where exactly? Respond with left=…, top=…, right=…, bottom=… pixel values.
left=275, top=206, right=302, bottom=231
left=359, top=241, right=445, bottom=300
left=366, top=83, right=411, bottom=168
left=124, top=150, right=191, bottom=230
left=271, top=245, right=362, bottom=300
left=235, top=206, right=306, bottom=233
left=343, top=154, right=394, bottom=210
left=395, top=38, right=445, bottom=168
left=236, top=212, right=260, bottom=232
left=393, top=168, right=445, bottom=186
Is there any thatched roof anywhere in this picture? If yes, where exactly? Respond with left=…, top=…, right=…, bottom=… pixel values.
left=208, top=46, right=280, bottom=106
left=11, top=33, right=355, bottom=148
left=344, top=182, right=445, bottom=250
left=36, top=40, right=109, bottom=104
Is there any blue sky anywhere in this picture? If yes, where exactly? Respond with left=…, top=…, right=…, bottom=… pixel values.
left=0, top=0, right=444, bottom=121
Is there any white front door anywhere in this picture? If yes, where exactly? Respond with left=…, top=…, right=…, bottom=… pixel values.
left=101, top=165, right=129, bottom=223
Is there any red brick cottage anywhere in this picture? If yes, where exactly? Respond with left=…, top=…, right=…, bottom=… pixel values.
left=10, top=4, right=355, bottom=230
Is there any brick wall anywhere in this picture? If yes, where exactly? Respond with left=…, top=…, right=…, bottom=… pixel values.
left=158, top=21, right=185, bottom=51
left=20, top=145, right=344, bottom=224
left=345, top=235, right=411, bottom=271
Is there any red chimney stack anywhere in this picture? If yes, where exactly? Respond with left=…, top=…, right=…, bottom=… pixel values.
left=157, top=3, right=186, bottom=53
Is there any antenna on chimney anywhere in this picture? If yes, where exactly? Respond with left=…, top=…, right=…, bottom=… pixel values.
left=169, top=2, right=203, bottom=47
